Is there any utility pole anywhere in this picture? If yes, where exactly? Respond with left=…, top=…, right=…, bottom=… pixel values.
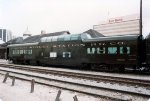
left=140, top=0, right=142, bottom=36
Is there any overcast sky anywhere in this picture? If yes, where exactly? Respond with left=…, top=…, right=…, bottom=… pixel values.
left=0, top=0, right=150, bottom=37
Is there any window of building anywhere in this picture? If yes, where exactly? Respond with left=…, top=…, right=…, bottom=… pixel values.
left=120, top=47, right=130, bottom=54
left=63, top=52, right=71, bottom=58
left=97, top=47, right=105, bottom=54
left=108, top=47, right=117, bottom=54
left=50, top=52, right=57, bottom=58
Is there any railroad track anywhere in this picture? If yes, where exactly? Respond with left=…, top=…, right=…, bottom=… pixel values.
left=0, top=63, right=150, bottom=101
left=0, top=63, right=150, bottom=87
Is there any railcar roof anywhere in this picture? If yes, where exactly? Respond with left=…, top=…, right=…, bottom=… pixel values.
left=82, top=34, right=141, bottom=42
left=7, top=42, right=39, bottom=47
left=41, top=33, right=140, bottom=43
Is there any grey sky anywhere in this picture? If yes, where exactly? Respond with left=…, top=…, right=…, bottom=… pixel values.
left=0, top=0, right=149, bottom=36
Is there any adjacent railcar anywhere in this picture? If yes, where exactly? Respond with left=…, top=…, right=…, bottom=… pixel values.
left=146, top=35, right=150, bottom=68
left=0, top=47, right=6, bottom=59
left=7, top=33, right=146, bottom=71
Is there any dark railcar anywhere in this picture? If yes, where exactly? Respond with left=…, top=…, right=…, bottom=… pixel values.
left=146, top=35, right=150, bottom=68
left=0, top=47, right=7, bottom=59
left=7, top=33, right=145, bottom=71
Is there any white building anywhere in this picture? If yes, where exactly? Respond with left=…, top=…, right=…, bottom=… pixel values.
left=0, top=29, right=13, bottom=42
left=93, top=14, right=140, bottom=36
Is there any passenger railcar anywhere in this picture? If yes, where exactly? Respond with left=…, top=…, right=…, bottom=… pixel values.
left=0, top=47, right=7, bottom=59
left=7, top=33, right=149, bottom=71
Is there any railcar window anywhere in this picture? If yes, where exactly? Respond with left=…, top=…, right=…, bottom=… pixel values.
left=12, top=50, right=15, bottom=54
left=52, top=36, right=58, bottom=42
left=41, top=52, right=43, bottom=56
left=64, top=35, right=71, bottom=41
left=28, top=50, right=32, bottom=54
left=13, top=50, right=19, bottom=54
left=20, top=50, right=24, bottom=54
left=87, top=48, right=95, bottom=54
left=63, top=52, right=71, bottom=58
left=108, top=47, right=117, bottom=54
left=17, top=50, right=19, bottom=54
left=120, top=47, right=130, bottom=54
left=24, top=50, right=27, bottom=54
left=47, top=37, right=52, bottom=42
left=97, top=47, right=105, bottom=54
left=50, top=52, right=57, bottom=58
left=70, top=35, right=80, bottom=40
left=57, top=36, right=64, bottom=41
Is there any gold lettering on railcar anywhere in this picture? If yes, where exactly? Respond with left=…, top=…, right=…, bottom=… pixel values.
left=74, top=44, right=79, bottom=46
left=99, top=43, right=106, bottom=46
left=58, top=45, right=61, bottom=47
left=80, top=44, right=85, bottom=47
left=91, top=43, right=97, bottom=46
left=62, top=45, right=66, bottom=47
left=52, top=43, right=86, bottom=48
left=53, top=45, right=57, bottom=48
left=117, top=42, right=125, bottom=45
left=110, top=42, right=116, bottom=45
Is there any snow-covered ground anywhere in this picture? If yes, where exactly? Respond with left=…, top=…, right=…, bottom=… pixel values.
left=0, top=59, right=150, bottom=101
left=0, top=59, right=107, bottom=101
left=0, top=74, right=102, bottom=101
left=0, top=66, right=150, bottom=96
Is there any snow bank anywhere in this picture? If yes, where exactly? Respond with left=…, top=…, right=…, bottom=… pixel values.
left=0, top=74, right=101, bottom=101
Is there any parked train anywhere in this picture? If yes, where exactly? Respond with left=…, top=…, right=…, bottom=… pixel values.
left=6, top=33, right=150, bottom=72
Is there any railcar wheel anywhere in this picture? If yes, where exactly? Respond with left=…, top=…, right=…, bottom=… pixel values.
left=91, top=64, right=96, bottom=70
left=81, top=63, right=91, bottom=70
left=12, top=60, right=17, bottom=64
left=119, top=65, right=125, bottom=72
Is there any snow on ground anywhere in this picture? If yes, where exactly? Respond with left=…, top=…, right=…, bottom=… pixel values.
left=0, top=66, right=150, bottom=96
left=0, top=59, right=150, bottom=101
left=0, top=59, right=8, bottom=64
left=0, top=74, right=103, bottom=101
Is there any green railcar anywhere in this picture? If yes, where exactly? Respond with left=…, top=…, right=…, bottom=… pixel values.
left=7, top=33, right=147, bottom=71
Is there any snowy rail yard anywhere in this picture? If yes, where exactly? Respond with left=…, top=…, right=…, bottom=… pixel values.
left=0, top=59, right=150, bottom=101
left=0, top=59, right=103, bottom=101
left=0, top=74, right=102, bottom=101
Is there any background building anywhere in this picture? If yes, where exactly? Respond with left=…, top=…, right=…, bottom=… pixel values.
left=0, top=29, right=13, bottom=42
left=93, top=14, right=140, bottom=36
